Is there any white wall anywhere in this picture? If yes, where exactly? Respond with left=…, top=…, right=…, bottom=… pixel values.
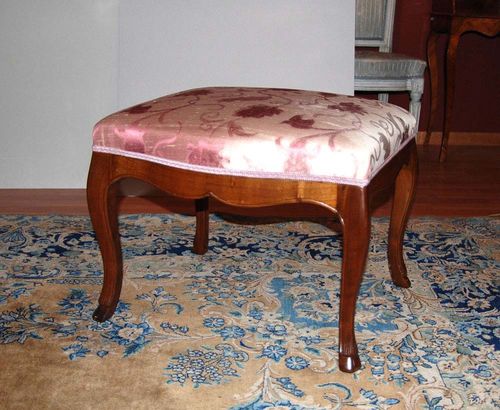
left=0, top=1, right=119, bottom=188
left=119, top=0, right=354, bottom=107
left=0, top=0, right=354, bottom=188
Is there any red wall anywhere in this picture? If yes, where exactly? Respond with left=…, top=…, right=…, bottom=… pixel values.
left=385, top=0, right=500, bottom=132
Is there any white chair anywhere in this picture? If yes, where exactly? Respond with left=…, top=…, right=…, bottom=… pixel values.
left=355, top=0, right=426, bottom=127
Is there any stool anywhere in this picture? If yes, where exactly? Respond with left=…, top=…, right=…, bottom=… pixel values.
left=88, top=87, right=418, bottom=373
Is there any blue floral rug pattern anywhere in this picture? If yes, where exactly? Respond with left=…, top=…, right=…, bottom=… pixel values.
left=0, top=215, right=498, bottom=409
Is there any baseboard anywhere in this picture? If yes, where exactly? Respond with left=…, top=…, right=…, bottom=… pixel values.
left=417, top=131, right=500, bottom=145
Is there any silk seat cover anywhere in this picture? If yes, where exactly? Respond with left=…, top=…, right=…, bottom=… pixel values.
left=92, top=87, right=416, bottom=187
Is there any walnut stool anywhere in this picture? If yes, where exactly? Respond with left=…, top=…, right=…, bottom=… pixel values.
left=88, top=87, right=418, bottom=373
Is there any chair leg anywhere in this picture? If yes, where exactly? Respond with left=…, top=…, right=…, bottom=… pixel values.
left=409, top=93, right=422, bottom=130
left=193, top=197, right=209, bottom=255
left=388, top=141, right=418, bottom=288
left=338, top=186, right=370, bottom=373
left=377, top=93, right=389, bottom=103
left=87, top=153, right=123, bottom=322
left=409, top=78, right=424, bottom=130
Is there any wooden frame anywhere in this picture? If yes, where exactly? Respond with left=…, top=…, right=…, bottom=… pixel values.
left=425, top=10, right=500, bottom=162
left=87, top=139, right=418, bottom=373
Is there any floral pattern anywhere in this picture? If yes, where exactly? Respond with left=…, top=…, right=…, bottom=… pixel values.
left=234, top=104, right=284, bottom=118
left=93, top=87, right=416, bottom=186
left=0, top=214, right=498, bottom=409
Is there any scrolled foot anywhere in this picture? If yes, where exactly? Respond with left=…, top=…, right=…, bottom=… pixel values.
left=338, top=353, right=361, bottom=373
left=92, top=304, right=116, bottom=322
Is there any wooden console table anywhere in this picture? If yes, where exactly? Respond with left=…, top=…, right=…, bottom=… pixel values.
left=425, top=0, right=500, bottom=162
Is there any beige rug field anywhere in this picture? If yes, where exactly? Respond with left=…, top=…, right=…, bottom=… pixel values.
left=1, top=215, right=498, bottom=409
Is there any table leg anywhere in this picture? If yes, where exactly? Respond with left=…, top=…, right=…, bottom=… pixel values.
left=440, top=31, right=461, bottom=162
left=425, top=30, right=440, bottom=145
left=388, top=141, right=418, bottom=288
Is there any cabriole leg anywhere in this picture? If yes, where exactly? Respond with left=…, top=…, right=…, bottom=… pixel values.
left=338, top=186, right=370, bottom=373
left=388, top=141, right=418, bottom=288
left=87, top=153, right=123, bottom=322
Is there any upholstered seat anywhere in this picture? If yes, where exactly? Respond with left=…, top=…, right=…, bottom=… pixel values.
left=355, top=50, right=427, bottom=79
left=93, top=87, right=416, bottom=187
left=87, top=86, right=418, bottom=374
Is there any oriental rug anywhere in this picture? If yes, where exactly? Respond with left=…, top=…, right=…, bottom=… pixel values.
left=0, top=215, right=498, bottom=409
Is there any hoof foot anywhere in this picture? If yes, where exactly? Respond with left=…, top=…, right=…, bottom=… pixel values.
left=92, top=305, right=116, bottom=322
left=339, top=353, right=361, bottom=373
left=393, top=276, right=411, bottom=288
left=389, top=262, right=411, bottom=288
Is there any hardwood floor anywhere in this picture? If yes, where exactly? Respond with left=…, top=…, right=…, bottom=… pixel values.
left=0, top=145, right=498, bottom=218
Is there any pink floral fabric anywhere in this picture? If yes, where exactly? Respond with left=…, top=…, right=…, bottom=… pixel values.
left=92, top=87, right=416, bottom=186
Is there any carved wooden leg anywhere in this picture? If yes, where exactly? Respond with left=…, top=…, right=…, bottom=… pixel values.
left=193, top=197, right=209, bottom=255
left=388, top=141, right=418, bottom=288
left=425, top=30, right=440, bottom=145
left=338, top=186, right=370, bottom=373
left=409, top=79, right=424, bottom=130
left=87, top=153, right=123, bottom=322
left=377, top=93, right=389, bottom=103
